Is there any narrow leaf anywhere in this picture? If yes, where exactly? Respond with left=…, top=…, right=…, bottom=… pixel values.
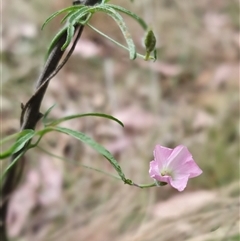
left=106, top=4, right=148, bottom=30
left=90, top=5, right=136, bottom=59
left=41, top=5, right=83, bottom=29
left=53, top=127, right=127, bottom=182
left=47, top=113, right=124, bottom=127
left=61, top=24, right=75, bottom=50
left=46, top=26, right=68, bottom=58
left=0, top=131, right=30, bottom=145
left=68, top=6, right=90, bottom=25
left=61, top=9, right=80, bottom=24
left=0, top=152, right=25, bottom=182
left=0, top=130, right=35, bottom=159
left=42, top=104, right=57, bottom=125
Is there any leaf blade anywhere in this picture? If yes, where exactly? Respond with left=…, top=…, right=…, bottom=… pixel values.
left=47, top=113, right=124, bottom=127
left=53, top=127, right=127, bottom=182
left=106, top=4, right=148, bottom=30
left=0, top=130, right=35, bottom=159
left=90, top=5, right=136, bottom=59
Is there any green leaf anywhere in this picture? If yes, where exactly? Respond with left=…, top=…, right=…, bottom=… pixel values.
left=0, top=151, right=25, bottom=182
left=46, top=26, right=68, bottom=58
left=102, top=0, right=111, bottom=3
left=53, top=127, right=127, bottom=182
left=61, top=24, right=75, bottom=50
left=0, top=130, right=35, bottom=159
left=106, top=4, right=148, bottom=30
left=60, top=7, right=92, bottom=51
left=0, top=131, right=27, bottom=145
left=61, top=10, right=92, bottom=25
left=42, top=104, right=56, bottom=126
left=43, top=6, right=90, bottom=55
left=47, top=113, right=124, bottom=127
left=41, top=5, right=83, bottom=30
left=68, top=6, right=90, bottom=25
left=90, top=5, right=136, bottom=59
left=61, top=9, right=80, bottom=24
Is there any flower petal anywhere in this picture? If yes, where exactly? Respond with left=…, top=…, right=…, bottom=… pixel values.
left=154, top=174, right=171, bottom=184
left=169, top=175, right=189, bottom=191
left=168, top=146, right=202, bottom=178
left=187, top=161, right=203, bottom=178
left=149, top=160, right=160, bottom=178
left=149, top=161, right=171, bottom=184
left=167, top=145, right=192, bottom=170
left=173, top=159, right=201, bottom=177
left=153, top=145, right=173, bottom=168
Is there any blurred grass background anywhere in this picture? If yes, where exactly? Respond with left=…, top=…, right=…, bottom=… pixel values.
left=1, top=0, right=239, bottom=240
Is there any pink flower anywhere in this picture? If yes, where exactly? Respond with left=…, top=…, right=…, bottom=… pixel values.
left=149, top=145, right=202, bottom=191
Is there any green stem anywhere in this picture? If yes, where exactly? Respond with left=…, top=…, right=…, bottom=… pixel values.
left=29, top=135, right=44, bottom=149
left=137, top=183, right=156, bottom=188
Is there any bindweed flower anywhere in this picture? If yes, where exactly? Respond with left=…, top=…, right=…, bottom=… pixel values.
left=149, top=145, right=202, bottom=191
